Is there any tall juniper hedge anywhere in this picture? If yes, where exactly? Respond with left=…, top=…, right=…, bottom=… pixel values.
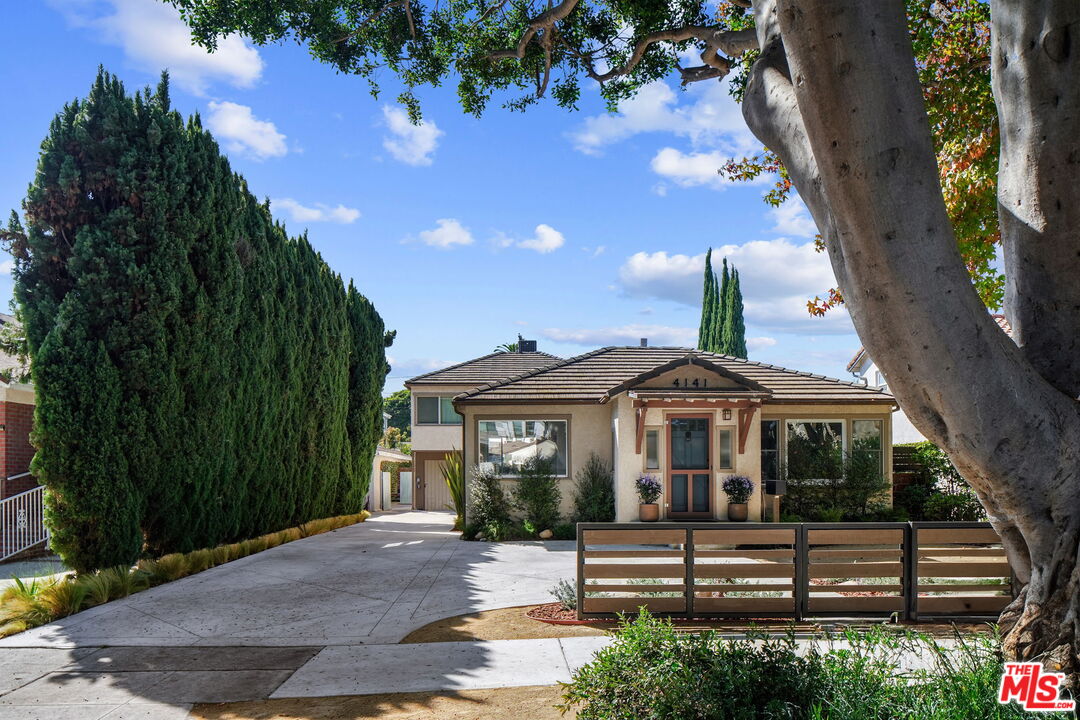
left=4, top=69, right=392, bottom=572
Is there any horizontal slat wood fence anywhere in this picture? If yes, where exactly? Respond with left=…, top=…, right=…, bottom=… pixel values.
left=576, top=522, right=1014, bottom=621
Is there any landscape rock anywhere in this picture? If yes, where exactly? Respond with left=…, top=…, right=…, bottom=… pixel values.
left=538, top=529, right=554, bottom=540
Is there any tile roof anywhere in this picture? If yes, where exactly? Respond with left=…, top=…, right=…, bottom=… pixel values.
left=456, top=346, right=895, bottom=405
left=846, top=313, right=1013, bottom=372
left=405, top=351, right=561, bottom=387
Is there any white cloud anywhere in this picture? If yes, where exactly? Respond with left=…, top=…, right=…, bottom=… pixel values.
left=50, top=0, right=263, bottom=96
left=542, top=324, right=698, bottom=347
left=205, top=102, right=287, bottom=160
left=616, top=240, right=853, bottom=334
left=272, top=198, right=360, bottom=225
left=650, top=148, right=732, bottom=190
left=492, top=225, right=566, bottom=254
left=382, top=106, right=444, bottom=166
left=416, top=218, right=474, bottom=249
left=747, top=337, right=777, bottom=351
left=516, top=225, right=565, bottom=254
left=569, top=81, right=756, bottom=157
left=0, top=260, right=14, bottom=274
left=770, top=195, right=818, bottom=238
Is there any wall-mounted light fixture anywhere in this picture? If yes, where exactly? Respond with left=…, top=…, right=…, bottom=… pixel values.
left=722, top=409, right=732, bottom=421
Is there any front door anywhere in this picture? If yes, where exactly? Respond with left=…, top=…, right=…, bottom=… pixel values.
left=667, top=415, right=712, bottom=518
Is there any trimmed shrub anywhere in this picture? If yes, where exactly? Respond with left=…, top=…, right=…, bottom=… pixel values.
left=512, top=456, right=561, bottom=534
left=469, top=465, right=513, bottom=540
left=572, top=454, right=614, bottom=522
left=9, top=69, right=391, bottom=572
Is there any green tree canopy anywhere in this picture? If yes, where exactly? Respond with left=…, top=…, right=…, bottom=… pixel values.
left=383, top=388, right=411, bottom=434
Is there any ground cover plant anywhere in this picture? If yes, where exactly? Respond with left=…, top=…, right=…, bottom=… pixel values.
left=560, top=611, right=1073, bottom=719
left=0, top=511, right=368, bottom=638
left=3, top=69, right=391, bottom=573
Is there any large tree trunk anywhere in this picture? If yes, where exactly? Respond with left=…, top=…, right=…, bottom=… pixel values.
left=743, top=0, right=1080, bottom=683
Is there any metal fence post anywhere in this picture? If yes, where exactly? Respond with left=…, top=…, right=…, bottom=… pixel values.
left=795, top=524, right=808, bottom=621
left=903, top=523, right=916, bottom=621
left=685, top=527, right=695, bottom=619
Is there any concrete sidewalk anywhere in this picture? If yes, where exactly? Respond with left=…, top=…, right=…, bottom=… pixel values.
left=0, top=637, right=614, bottom=718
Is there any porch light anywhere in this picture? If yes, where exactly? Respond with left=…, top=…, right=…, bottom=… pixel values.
left=722, top=409, right=732, bottom=420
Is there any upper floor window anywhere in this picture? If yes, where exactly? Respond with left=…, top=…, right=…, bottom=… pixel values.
left=415, top=396, right=463, bottom=425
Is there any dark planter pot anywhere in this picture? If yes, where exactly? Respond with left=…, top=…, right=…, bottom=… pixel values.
left=639, top=503, right=659, bottom=522
left=727, top=503, right=749, bottom=522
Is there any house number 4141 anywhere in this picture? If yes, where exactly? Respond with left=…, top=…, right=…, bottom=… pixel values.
left=672, top=378, right=707, bottom=387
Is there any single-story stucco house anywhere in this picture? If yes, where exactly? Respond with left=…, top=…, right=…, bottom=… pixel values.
left=450, top=344, right=896, bottom=523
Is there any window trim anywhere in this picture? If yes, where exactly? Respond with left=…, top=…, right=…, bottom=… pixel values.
left=476, top=416, right=571, bottom=478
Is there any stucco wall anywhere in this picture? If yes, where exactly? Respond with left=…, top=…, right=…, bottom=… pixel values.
left=613, top=396, right=764, bottom=522
left=461, top=403, right=614, bottom=524
left=409, top=383, right=473, bottom=452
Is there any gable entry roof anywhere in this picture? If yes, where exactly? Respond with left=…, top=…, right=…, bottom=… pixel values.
left=405, top=351, right=561, bottom=387
left=456, top=346, right=895, bottom=405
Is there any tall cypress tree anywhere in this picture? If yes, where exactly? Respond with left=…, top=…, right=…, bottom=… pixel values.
left=721, top=267, right=748, bottom=358
left=697, top=250, right=715, bottom=350
left=714, top=258, right=730, bottom=353
left=10, top=69, right=391, bottom=571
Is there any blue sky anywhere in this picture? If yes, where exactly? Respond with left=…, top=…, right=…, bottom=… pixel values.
left=2, top=0, right=863, bottom=394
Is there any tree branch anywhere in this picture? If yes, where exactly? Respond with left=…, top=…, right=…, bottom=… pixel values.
left=487, top=0, right=757, bottom=92
left=488, top=0, right=582, bottom=61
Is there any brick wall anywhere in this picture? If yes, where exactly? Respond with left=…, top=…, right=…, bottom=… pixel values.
left=0, top=400, right=36, bottom=499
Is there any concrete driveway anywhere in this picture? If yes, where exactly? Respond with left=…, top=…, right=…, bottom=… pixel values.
left=0, top=511, right=586, bottom=718
left=0, top=510, right=576, bottom=649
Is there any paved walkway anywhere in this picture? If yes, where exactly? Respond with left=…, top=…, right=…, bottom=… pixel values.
left=0, top=511, right=590, bottom=718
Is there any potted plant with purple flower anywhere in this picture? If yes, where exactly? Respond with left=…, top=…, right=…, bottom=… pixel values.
left=636, top=474, right=662, bottom=522
left=722, top=475, right=755, bottom=522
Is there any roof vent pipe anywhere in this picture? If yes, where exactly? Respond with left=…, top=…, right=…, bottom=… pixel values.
left=640, top=338, right=648, bottom=347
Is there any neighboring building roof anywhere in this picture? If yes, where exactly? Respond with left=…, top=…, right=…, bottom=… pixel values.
left=846, top=313, right=1013, bottom=373
left=404, top=351, right=562, bottom=387
left=456, top=346, right=895, bottom=405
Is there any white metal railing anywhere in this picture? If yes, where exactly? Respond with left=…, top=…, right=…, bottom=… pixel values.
left=1, top=481, right=48, bottom=562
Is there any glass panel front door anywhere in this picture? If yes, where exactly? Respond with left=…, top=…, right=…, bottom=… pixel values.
left=668, top=417, right=711, bottom=517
